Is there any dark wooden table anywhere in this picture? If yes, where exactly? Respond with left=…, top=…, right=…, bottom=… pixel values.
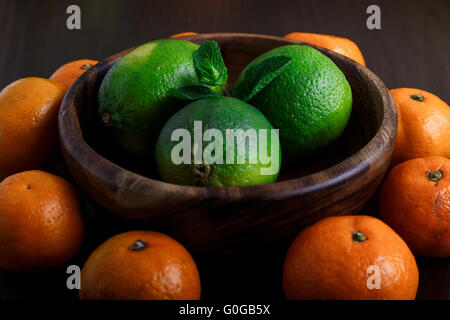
left=0, top=0, right=448, bottom=300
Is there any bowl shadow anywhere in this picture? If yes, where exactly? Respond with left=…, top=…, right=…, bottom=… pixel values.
left=59, top=33, right=396, bottom=253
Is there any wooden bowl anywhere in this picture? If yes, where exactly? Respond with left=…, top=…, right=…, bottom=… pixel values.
left=58, top=33, right=397, bottom=253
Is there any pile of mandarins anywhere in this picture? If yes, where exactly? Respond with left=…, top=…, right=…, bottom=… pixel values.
left=0, top=32, right=448, bottom=300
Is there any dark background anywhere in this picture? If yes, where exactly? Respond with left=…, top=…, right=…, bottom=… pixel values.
left=0, top=0, right=449, bottom=300
left=1, top=0, right=449, bottom=102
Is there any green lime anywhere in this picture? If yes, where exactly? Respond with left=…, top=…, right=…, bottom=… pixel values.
left=232, top=45, right=352, bottom=159
left=98, top=39, right=223, bottom=157
left=155, top=96, right=281, bottom=187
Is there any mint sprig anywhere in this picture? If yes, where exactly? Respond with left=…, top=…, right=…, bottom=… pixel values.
left=169, top=85, right=220, bottom=101
left=193, top=40, right=228, bottom=87
left=231, top=56, right=292, bottom=101
left=169, top=41, right=227, bottom=102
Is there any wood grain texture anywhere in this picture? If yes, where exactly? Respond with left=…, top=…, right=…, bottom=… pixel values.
left=59, top=33, right=397, bottom=254
left=0, top=0, right=448, bottom=300
left=0, top=0, right=448, bottom=102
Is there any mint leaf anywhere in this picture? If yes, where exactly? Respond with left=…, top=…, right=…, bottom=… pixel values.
left=194, top=41, right=228, bottom=87
left=231, top=56, right=292, bottom=101
left=170, top=85, right=220, bottom=101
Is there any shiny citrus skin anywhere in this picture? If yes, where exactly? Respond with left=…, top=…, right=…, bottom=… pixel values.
left=169, top=32, right=198, bottom=38
left=0, top=78, right=65, bottom=181
left=0, top=170, right=84, bottom=272
left=50, top=59, right=98, bottom=91
left=232, top=45, right=352, bottom=159
left=283, top=215, right=419, bottom=300
left=155, top=96, right=281, bottom=187
left=284, top=32, right=366, bottom=66
left=379, top=157, right=450, bottom=257
left=390, top=88, right=450, bottom=166
left=80, top=231, right=201, bottom=300
left=98, top=39, right=224, bottom=157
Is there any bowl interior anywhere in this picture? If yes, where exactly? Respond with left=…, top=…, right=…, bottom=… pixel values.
left=77, top=34, right=382, bottom=183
